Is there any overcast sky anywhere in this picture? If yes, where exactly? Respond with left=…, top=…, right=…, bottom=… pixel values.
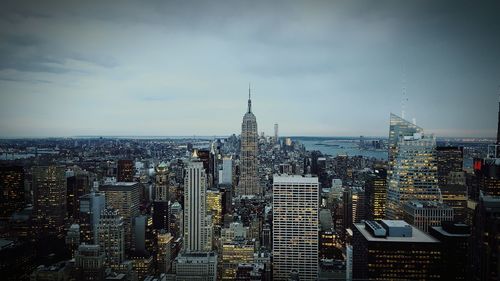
left=0, top=0, right=499, bottom=138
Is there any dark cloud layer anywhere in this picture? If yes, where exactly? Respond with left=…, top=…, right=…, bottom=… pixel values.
left=0, top=0, right=499, bottom=137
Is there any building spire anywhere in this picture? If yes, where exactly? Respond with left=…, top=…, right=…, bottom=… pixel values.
left=248, top=83, right=252, bottom=113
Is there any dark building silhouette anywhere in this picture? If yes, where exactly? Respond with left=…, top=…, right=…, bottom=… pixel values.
left=436, top=146, right=463, bottom=187
left=117, top=159, right=134, bottom=182
left=470, top=195, right=500, bottom=281
left=365, top=167, right=387, bottom=220
left=0, top=166, right=25, bottom=221
left=429, top=222, right=470, bottom=281
left=66, top=171, right=90, bottom=220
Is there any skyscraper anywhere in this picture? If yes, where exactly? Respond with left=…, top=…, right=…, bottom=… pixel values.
left=183, top=152, right=212, bottom=252
left=238, top=87, right=260, bottom=197
left=97, top=208, right=125, bottom=267
left=100, top=182, right=140, bottom=250
left=117, top=159, right=134, bottom=182
left=33, top=165, right=67, bottom=235
left=0, top=165, right=25, bottom=221
left=274, top=123, right=279, bottom=144
left=273, top=175, right=319, bottom=281
left=365, top=167, right=387, bottom=220
left=386, top=133, right=440, bottom=220
left=387, top=113, right=424, bottom=172
left=78, top=191, right=106, bottom=244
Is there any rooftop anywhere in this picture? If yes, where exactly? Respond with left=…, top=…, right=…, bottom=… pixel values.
left=354, top=221, right=439, bottom=243
left=273, top=174, right=318, bottom=184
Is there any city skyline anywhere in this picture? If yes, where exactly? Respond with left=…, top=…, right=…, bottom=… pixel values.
left=1, top=0, right=500, bottom=138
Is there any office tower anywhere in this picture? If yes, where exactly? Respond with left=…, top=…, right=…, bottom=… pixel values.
left=74, top=244, right=106, bottom=281
left=261, top=223, right=272, bottom=250
left=238, top=87, right=260, bottom=197
left=352, top=220, right=442, bottom=280
left=100, top=182, right=140, bottom=250
left=66, top=170, right=90, bottom=220
left=33, top=165, right=67, bottom=235
left=221, top=240, right=254, bottom=280
left=157, top=231, right=173, bottom=274
left=273, top=175, right=319, bottom=281
left=131, top=256, right=154, bottom=281
left=470, top=194, right=500, bottom=281
left=183, top=153, right=212, bottom=252
left=171, top=252, right=218, bottom=281
left=134, top=215, right=154, bottom=255
left=155, top=162, right=169, bottom=201
left=274, top=123, right=279, bottom=144
left=441, top=171, right=467, bottom=222
left=169, top=201, right=183, bottom=239
left=153, top=201, right=169, bottom=231
left=365, top=168, right=387, bottom=220
left=436, top=146, right=463, bottom=187
left=474, top=158, right=500, bottom=196
left=206, top=189, right=222, bottom=226
left=97, top=208, right=125, bottom=267
left=386, top=133, right=440, bottom=220
left=78, top=191, right=106, bottom=243
left=387, top=113, right=424, bottom=172
left=218, top=157, right=233, bottom=185
left=319, top=209, right=337, bottom=259
left=0, top=165, right=25, bottom=220
left=403, top=200, right=454, bottom=233
left=429, top=222, right=470, bottom=281
left=117, top=159, right=134, bottom=182
left=351, top=186, right=365, bottom=223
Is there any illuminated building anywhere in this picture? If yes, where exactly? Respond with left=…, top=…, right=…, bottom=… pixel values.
left=157, top=231, right=173, bottom=274
left=273, top=175, right=319, bottom=281
left=155, top=162, right=169, bottom=201
left=387, top=113, right=423, bottom=174
left=429, top=222, right=470, bottom=281
left=221, top=240, right=254, bottom=280
left=134, top=215, right=154, bottom=254
left=78, top=191, right=106, bottom=243
left=403, top=200, right=454, bottom=233
left=100, top=182, right=140, bottom=250
left=33, top=165, right=67, bottom=236
left=131, top=255, right=154, bottom=281
left=319, top=209, right=338, bottom=259
left=475, top=158, right=500, bottom=196
left=0, top=165, right=25, bottom=221
left=66, top=169, right=90, bottom=220
left=470, top=194, right=500, bottom=281
left=206, top=189, right=222, bottom=226
left=238, top=87, right=260, bottom=197
left=440, top=171, right=467, bottom=222
left=386, top=133, right=440, bottom=220
left=65, top=224, right=80, bottom=257
left=352, top=220, right=442, bottom=280
left=117, top=159, right=134, bottom=182
left=172, top=252, right=218, bottom=281
left=74, top=244, right=106, bottom=281
left=97, top=208, right=125, bottom=267
left=365, top=168, right=387, bottom=220
left=183, top=153, right=212, bottom=252
left=436, top=146, right=463, bottom=187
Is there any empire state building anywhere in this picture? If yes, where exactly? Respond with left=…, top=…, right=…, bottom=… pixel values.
left=238, top=87, right=260, bottom=197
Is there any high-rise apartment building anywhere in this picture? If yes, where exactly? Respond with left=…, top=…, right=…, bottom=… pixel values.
left=273, top=175, right=319, bottom=281
left=386, top=133, right=440, bottom=219
left=33, top=165, right=67, bottom=235
left=183, top=153, right=212, bottom=252
left=238, top=88, right=260, bottom=197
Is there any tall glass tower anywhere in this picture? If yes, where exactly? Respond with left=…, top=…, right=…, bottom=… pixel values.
left=238, top=87, right=260, bottom=197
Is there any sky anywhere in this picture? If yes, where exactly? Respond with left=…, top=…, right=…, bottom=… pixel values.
left=0, top=0, right=499, bottom=138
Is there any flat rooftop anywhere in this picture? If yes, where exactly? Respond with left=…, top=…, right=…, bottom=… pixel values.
left=273, top=175, right=318, bottom=184
left=354, top=222, right=439, bottom=243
